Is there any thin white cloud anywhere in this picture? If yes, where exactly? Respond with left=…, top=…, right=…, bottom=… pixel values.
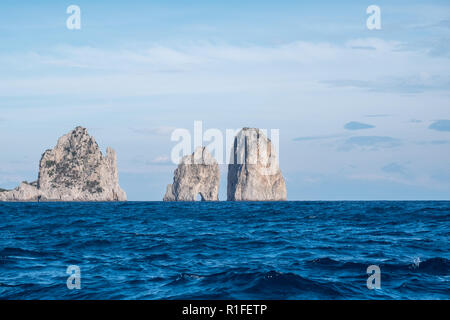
left=293, top=133, right=345, bottom=142
left=339, top=136, right=402, bottom=151
left=149, top=155, right=172, bottom=165
left=130, top=126, right=176, bottom=136
left=1, top=38, right=449, bottom=97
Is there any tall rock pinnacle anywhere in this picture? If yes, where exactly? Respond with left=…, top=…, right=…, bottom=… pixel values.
left=227, top=128, right=287, bottom=201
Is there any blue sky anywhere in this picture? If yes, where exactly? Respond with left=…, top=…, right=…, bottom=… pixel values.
left=0, top=0, right=449, bottom=200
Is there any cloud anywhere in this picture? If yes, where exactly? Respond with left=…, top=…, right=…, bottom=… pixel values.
left=382, top=162, right=407, bottom=175
left=411, top=19, right=450, bottom=30
left=416, top=140, right=450, bottom=145
left=345, top=173, right=417, bottom=187
left=131, top=126, right=176, bottom=136
left=427, top=37, right=450, bottom=58
left=130, top=155, right=173, bottom=167
left=339, top=136, right=402, bottom=151
left=344, top=121, right=375, bottom=130
left=349, top=46, right=376, bottom=51
left=431, top=170, right=450, bottom=184
left=148, top=155, right=172, bottom=165
left=1, top=42, right=343, bottom=73
left=428, top=120, right=450, bottom=132
left=293, top=134, right=343, bottom=142
left=2, top=37, right=450, bottom=97
left=25, top=45, right=202, bottom=72
left=437, top=20, right=450, bottom=29
left=322, top=75, right=450, bottom=94
left=365, top=114, right=391, bottom=118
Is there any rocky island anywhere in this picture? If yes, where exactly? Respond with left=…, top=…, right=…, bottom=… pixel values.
left=163, top=147, right=220, bottom=201
left=227, top=128, right=287, bottom=201
left=0, top=126, right=126, bottom=201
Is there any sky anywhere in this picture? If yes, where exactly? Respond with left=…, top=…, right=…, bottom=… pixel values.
left=0, top=0, right=449, bottom=200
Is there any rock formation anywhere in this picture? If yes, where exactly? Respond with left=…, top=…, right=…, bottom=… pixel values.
left=163, top=147, right=220, bottom=201
left=0, top=182, right=40, bottom=202
left=0, top=126, right=126, bottom=201
left=227, top=128, right=287, bottom=201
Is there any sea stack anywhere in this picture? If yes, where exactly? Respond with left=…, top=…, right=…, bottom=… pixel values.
left=163, top=147, right=220, bottom=201
left=0, top=126, right=126, bottom=201
left=227, top=128, right=287, bottom=201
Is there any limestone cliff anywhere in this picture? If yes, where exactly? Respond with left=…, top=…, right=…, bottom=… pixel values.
left=0, top=127, right=126, bottom=201
left=163, top=147, right=219, bottom=201
left=227, top=128, right=287, bottom=201
left=0, top=182, right=40, bottom=202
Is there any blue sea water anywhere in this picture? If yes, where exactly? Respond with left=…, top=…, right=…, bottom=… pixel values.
left=0, top=201, right=448, bottom=300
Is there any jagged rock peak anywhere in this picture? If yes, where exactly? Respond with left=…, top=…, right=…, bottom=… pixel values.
left=0, top=126, right=126, bottom=202
left=227, top=128, right=287, bottom=201
left=163, top=146, right=220, bottom=201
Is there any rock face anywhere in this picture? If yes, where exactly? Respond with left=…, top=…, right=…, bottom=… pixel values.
left=163, top=147, right=219, bottom=201
left=0, top=182, right=40, bottom=202
left=227, top=128, right=287, bottom=201
left=0, top=127, right=126, bottom=201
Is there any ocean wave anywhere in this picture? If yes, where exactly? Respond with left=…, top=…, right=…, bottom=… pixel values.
left=164, top=268, right=343, bottom=299
left=306, top=257, right=450, bottom=275
left=0, top=247, right=47, bottom=258
left=408, top=257, right=450, bottom=275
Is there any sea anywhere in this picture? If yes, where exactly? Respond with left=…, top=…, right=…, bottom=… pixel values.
left=0, top=201, right=448, bottom=300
